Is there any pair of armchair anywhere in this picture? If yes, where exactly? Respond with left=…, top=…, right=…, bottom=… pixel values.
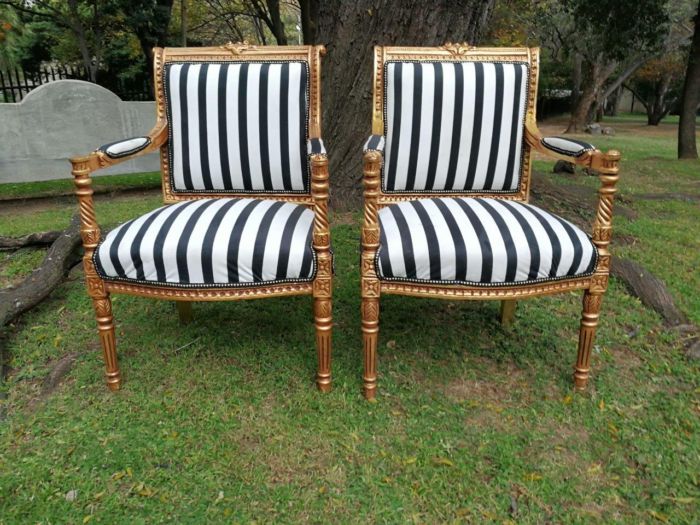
left=70, top=43, right=620, bottom=399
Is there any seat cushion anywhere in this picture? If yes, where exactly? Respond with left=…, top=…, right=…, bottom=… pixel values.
left=377, top=197, right=597, bottom=286
left=94, top=198, right=316, bottom=288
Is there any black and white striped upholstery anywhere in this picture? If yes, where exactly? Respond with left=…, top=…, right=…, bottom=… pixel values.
left=383, top=61, right=528, bottom=193
left=377, top=197, right=597, bottom=286
left=364, top=134, right=386, bottom=153
left=541, top=137, right=595, bottom=157
left=164, top=62, right=310, bottom=193
left=307, top=137, right=326, bottom=156
left=94, top=198, right=316, bottom=287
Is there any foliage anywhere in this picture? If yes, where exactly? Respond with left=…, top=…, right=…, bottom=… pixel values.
left=0, top=115, right=699, bottom=522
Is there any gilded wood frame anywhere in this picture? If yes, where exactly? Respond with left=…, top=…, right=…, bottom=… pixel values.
left=361, top=44, right=620, bottom=399
left=70, top=43, right=332, bottom=392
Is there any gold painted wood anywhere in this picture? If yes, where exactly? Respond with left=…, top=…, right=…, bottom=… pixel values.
left=500, top=300, right=517, bottom=327
left=362, top=44, right=621, bottom=398
left=70, top=43, right=331, bottom=392
left=176, top=301, right=193, bottom=324
left=361, top=150, right=382, bottom=400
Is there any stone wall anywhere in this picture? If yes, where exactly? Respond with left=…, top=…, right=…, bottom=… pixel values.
left=0, top=80, right=160, bottom=184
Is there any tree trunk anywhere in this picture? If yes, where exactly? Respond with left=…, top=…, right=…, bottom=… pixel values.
left=646, top=76, right=673, bottom=126
left=266, top=0, right=287, bottom=45
left=678, top=0, right=700, bottom=159
left=566, top=79, right=597, bottom=133
left=310, top=0, right=496, bottom=207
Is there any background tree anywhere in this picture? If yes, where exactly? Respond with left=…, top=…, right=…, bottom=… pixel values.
left=533, top=0, right=670, bottom=133
left=678, top=0, right=700, bottom=159
left=0, top=0, right=124, bottom=82
left=306, top=0, right=497, bottom=205
left=627, top=55, right=687, bottom=125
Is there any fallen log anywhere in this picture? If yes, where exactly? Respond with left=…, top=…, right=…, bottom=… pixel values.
left=610, top=257, right=689, bottom=326
left=530, top=173, right=690, bottom=327
left=0, top=230, right=63, bottom=250
left=0, top=214, right=82, bottom=327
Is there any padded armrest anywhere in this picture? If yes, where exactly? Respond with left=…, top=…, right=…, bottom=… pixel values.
left=97, top=137, right=152, bottom=159
left=541, top=137, right=595, bottom=158
left=363, top=134, right=385, bottom=154
left=307, top=137, right=326, bottom=156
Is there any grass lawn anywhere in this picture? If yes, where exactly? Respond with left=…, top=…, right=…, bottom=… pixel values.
left=0, top=114, right=698, bottom=523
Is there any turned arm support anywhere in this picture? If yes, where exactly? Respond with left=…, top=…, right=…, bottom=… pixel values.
left=525, top=120, right=621, bottom=263
left=362, top=148, right=382, bottom=252
left=309, top=140, right=331, bottom=279
left=69, top=121, right=168, bottom=249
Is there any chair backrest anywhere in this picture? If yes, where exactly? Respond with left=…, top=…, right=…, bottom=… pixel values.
left=154, top=44, right=324, bottom=201
left=373, top=45, right=538, bottom=200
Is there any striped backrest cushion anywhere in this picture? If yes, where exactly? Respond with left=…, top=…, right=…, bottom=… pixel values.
left=383, top=61, right=529, bottom=193
left=165, top=61, right=310, bottom=194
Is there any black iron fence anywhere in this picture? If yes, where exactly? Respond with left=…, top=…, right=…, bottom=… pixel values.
left=0, top=65, right=151, bottom=102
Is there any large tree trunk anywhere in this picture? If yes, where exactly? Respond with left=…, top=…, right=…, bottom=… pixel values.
left=565, top=59, right=617, bottom=133
left=678, top=0, right=700, bottom=159
left=310, top=0, right=496, bottom=207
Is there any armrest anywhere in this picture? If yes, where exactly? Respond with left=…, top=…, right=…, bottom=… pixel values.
left=307, top=137, right=327, bottom=156
left=540, top=136, right=595, bottom=158
left=525, top=121, right=596, bottom=166
left=363, top=134, right=385, bottom=155
left=69, top=121, right=168, bottom=173
left=98, top=137, right=152, bottom=159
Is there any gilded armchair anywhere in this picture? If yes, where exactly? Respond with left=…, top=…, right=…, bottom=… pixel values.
left=360, top=45, right=620, bottom=399
left=70, top=44, right=333, bottom=392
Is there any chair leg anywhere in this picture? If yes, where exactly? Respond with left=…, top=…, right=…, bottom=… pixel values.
left=574, top=290, right=603, bottom=390
left=361, top=296, right=379, bottom=400
left=91, top=293, right=120, bottom=391
left=314, top=297, right=332, bottom=392
left=176, top=301, right=193, bottom=325
left=500, top=300, right=517, bottom=327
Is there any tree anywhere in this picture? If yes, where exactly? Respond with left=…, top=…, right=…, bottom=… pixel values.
left=627, top=55, right=686, bottom=125
left=0, top=0, right=122, bottom=82
left=678, top=0, right=700, bottom=159
left=118, top=0, right=174, bottom=78
left=307, top=0, right=497, bottom=205
left=545, top=0, right=671, bottom=133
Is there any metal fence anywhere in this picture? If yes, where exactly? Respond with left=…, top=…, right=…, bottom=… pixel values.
left=0, top=65, right=151, bottom=102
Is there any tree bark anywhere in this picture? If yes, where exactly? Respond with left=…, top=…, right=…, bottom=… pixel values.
left=0, top=230, right=63, bottom=250
left=678, top=0, right=700, bottom=159
left=310, top=0, right=496, bottom=207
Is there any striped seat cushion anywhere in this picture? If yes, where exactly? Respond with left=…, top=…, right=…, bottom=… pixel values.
left=377, top=197, right=597, bottom=286
left=383, top=61, right=528, bottom=193
left=94, top=198, right=316, bottom=287
left=165, top=61, right=309, bottom=193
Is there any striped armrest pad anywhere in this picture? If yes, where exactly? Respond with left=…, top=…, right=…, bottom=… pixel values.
left=363, top=135, right=385, bottom=153
left=307, top=138, right=326, bottom=156
left=98, top=137, right=151, bottom=159
left=541, top=137, right=595, bottom=158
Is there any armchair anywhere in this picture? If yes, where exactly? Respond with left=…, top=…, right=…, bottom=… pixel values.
left=360, top=45, right=620, bottom=399
left=71, top=44, right=333, bottom=392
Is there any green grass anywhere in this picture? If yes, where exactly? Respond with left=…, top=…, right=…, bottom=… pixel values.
left=0, top=114, right=698, bottom=523
left=0, top=171, right=161, bottom=201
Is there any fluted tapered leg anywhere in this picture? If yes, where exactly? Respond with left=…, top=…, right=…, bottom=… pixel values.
left=361, top=297, right=379, bottom=400
left=176, top=301, right=193, bottom=325
left=574, top=290, right=603, bottom=390
left=500, top=300, right=517, bottom=327
left=314, top=297, right=332, bottom=392
left=91, top=294, right=120, bottom=390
